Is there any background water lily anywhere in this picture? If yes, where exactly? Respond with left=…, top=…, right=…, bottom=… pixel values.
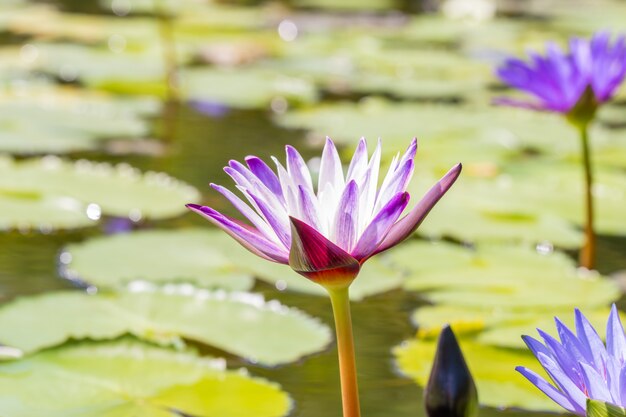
left=495, top=31, right=626, bottom=270
left=188, top=137, right=461, bottom=417
left=517, top=305, right=626, bottom=416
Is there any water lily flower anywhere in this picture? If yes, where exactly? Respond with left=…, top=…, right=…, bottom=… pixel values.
left=187, top=137, right=461, bottom=287
left=424, top=325, right=478, bottom=417
left=188, top=137, right=461, bottom=417
left=494, top=31, right=626, bottom=270
left=495, top=31, right=626, bottom=119
left=517, top=305, right=626, bottom=416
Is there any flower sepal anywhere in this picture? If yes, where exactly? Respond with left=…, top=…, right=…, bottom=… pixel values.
left=586, top=399, right=626, bottom=417
left=288, top=217, right=360, bottom=289
left=567, top=87, right=599, bottom=129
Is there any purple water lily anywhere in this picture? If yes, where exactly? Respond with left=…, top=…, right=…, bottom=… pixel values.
left=495, top=32, right=626, bottom=270
left=188, top=137, right=461, bottom=286
left=496, top=31, right=626, bottom=115
left=517, top=305, right=626, bottom=415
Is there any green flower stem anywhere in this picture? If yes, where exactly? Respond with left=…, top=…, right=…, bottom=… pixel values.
left=327, top=286, right=361, bottom=417
left=579, top=123, right=595, bottom=270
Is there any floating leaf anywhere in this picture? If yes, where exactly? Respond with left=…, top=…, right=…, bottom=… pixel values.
left=411, top=304, right=615, bottom=349
left=62, top=229, right=254, bottom=292
left=0, top=340, right=291, bottom=417
left=0, top=84, right=160, bottom=154
left=388, top=241, right=619, bottom=309
left=394, top=335, right=562, bottom=412
left=0, top=289, right=331, bottom=366
left=182, top=68, right=318, bottom=109
left=406, top=171, right=584, bottom=247
left=63, top=228, right=404, bottom=300
left=0, top=156, right=200, bottom=230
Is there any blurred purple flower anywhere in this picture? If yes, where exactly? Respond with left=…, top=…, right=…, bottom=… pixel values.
left=188, top=137, right=461, bottom=285
left=189, top=99, right=230, bottom=118
left=517, top=305, right=626, bottom=415
left=495, top=31, right=626, bottom=116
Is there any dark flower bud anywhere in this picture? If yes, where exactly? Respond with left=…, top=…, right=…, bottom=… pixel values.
left=424, top=325, right=478, bottom=417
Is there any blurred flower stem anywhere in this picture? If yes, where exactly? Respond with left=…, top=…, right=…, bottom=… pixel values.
left=578, top=122, right=595, bottom=269
left=327, top=286, right=361, bottom=417
left=154, top=0, right=179, bottom=103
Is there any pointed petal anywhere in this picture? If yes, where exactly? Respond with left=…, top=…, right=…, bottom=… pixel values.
left=245, top=156, right=284, bottom=202
left=607, top=304, right=626, bottom=364
left=351, top=192, right=409, bottom=261
left=373, top=163, right=462, bottom=255
left=246, top=191, right=291, bottom=248
left=575, top=308, right=608, bottom=370
left=535, top=352, right=588, bottom=412
left=522, top=335, right=555, bottom=360
left=332, top=180, right=359, bottom=252
left=375, top=158, right=414, bottom=212
left=296, top=185, right=321, bottom=231
left=286, top=145, right=314, bottom=195
left=186, top=204, right=288, bottom=263
left=516, top=367, right=581, bottom=414
left=210, top=184, right=279, bottom=244
left=288, top=217, right=360, bottom=286
left=580, top=362, right=613, bottom=403
left=318, top=137, right=344, bottom=197
left=537, top=329, right=582, bottom=385
left=346, top=138, right=368, bottom=183
left=555, top=316, right=591, bottom=365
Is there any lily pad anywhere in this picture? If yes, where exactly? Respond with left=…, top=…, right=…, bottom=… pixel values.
left=0, top=84, right=161, bottom=154
left=63, top=228, right=405, bottom=300
left=387, top=240, right=619, bottom=309
left=0, top=289, right=331, bottom=366
left=394, top=335, right=562, bottom=412
left=62, top=229, right=254, bottom=292
left=181, top=67, right=318, bottom=109
left=411, top=304, right=615, bottom=349
left=407, top=172, right=584, bottom=247
left=0, top=339, right=291, bottom=417
left=0, top=156, right=200, bottom=230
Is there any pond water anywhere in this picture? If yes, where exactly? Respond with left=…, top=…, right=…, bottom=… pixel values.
left=2, top=0, right=626, bottom=416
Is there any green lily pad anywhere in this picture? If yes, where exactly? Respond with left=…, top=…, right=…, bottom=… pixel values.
left=63, top=228, right=405, bottom=300
left=62, top=229, right=254, bottom=292
left=393, top=335, right=562, bottom=412
left=0, top=289, right=331, bottom=366
left=499, top=162, right=626, bottom=235
left=0, top=156, right=200, bottom=230
left=407, top=172, right=584, bottom=247
left=411, top=304, right=615, bottom=349
left=0, top=339, right=291, bottom=417
left=181, top=67, right=318, bottom=109
left=0, top=84, right=160, bottom=154
left=274, top=99, right=575, bottom=168
left=387, top=240, right=619, bottom=309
